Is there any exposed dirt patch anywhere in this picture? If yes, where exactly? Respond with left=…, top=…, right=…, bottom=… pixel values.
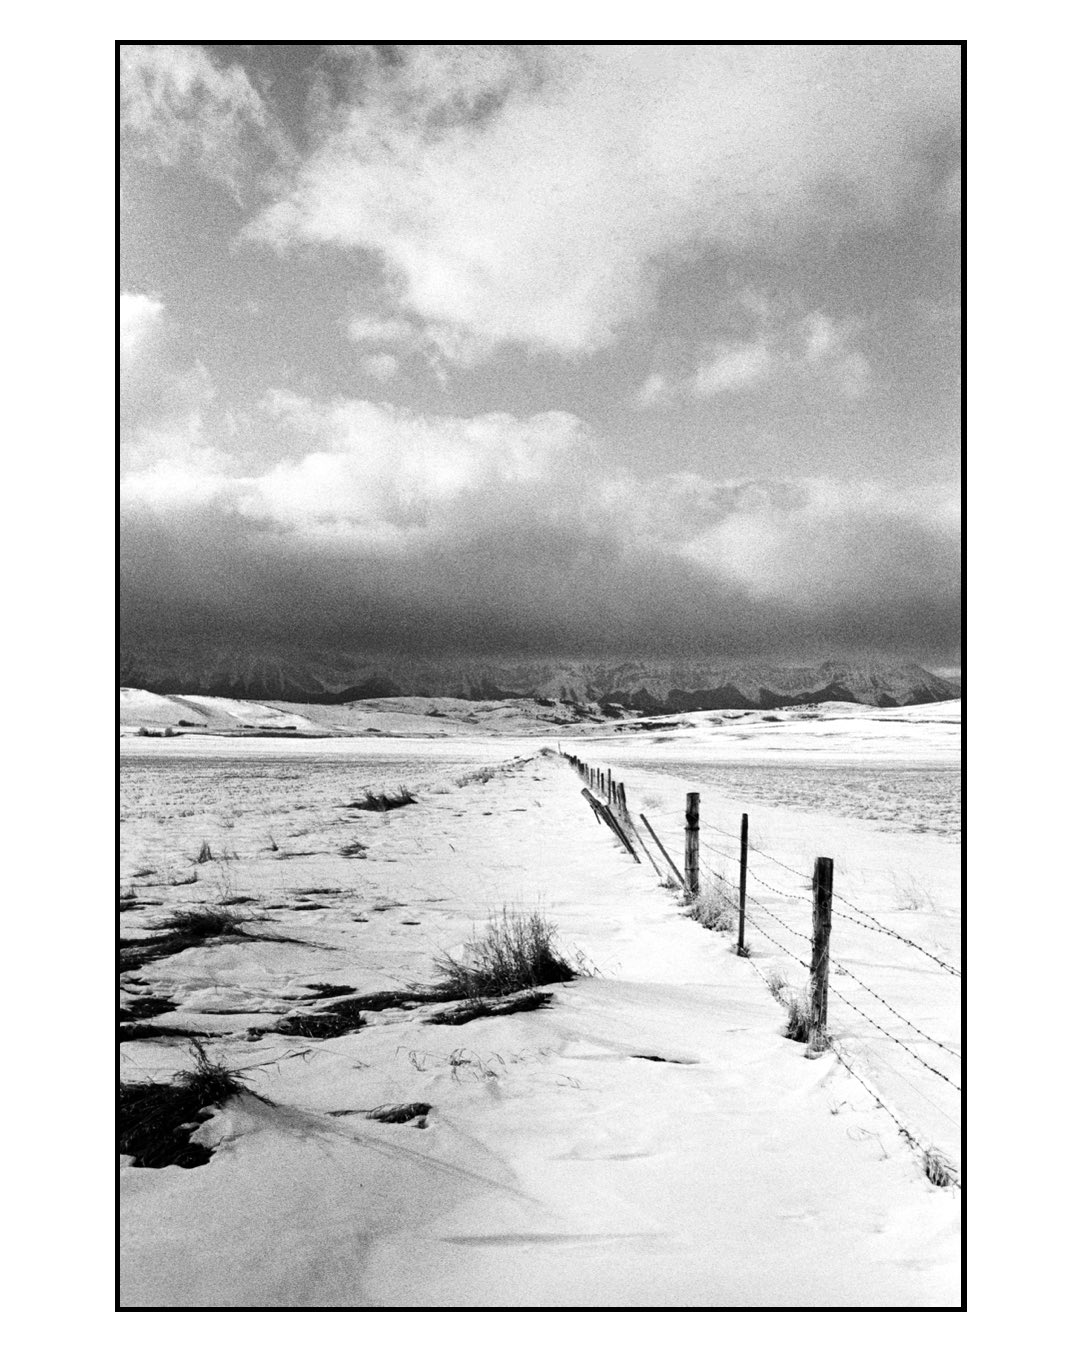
left=629, top=1053, right=698, bottom=1065
left=119, top=1024, right=221, bottom=1044
left=119, top=994, right=178, bottom=1022
left=425, top=989, right=553, bottom=1025
left=119, top=1047, right=247, bottom=1168
left=118, top=909, right=311, bottom=973
left=328, top=1102, right=431, bottom=1126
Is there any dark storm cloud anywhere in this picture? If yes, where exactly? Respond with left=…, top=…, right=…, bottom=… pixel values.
left=119, top=479, right=959, bottom=665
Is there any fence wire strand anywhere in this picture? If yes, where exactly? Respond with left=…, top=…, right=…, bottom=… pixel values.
left=831, top=893, right=962, bottom=977
left=826, top=984, right=961, bottom=1091
left=832, top=961, right=961, bottom=1059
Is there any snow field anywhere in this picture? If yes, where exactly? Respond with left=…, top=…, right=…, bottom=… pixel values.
left=120, top=731, right=960, bottom=1308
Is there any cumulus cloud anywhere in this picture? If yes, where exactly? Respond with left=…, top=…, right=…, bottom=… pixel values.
left=248, top=44, right=958, bottom=358
left=119, top=294, right=215, bottom=470
left=119, top=390, right=959, bottom=662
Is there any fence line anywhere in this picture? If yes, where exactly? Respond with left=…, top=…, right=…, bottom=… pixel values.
left=561, top=750, right=961, bottom=1186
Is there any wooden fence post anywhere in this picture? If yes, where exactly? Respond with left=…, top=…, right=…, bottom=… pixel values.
left=640, top=814, right=685, bottom=889
left=737, top=812, right=749, bottom=956
left=685, top=792, right=699, bottom=896
left=809, top=856, right=834, bottom=1055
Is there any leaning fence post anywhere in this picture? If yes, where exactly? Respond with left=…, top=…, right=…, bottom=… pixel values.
left=684, top=792, right=699, bottom=896
left=809, top=856, right=834, bottom=1055
left=640, top=814, right=685, bottom=888
left=737, top=812, right=749, bottom=956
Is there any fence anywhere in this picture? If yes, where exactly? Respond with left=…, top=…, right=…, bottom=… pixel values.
left=563, top=750, right=962, bottom=1188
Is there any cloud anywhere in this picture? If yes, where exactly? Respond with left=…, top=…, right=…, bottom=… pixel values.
left=248, top=44, right=958, bottom=358
left=359, top=352, right=399, bottom=382
left=637, top=305, right=869, bottom=405
left=347, top=314, right=420, bottom=347
left=119, top=293, right=163, bottom=364
left=119, top=391, right=958, bottom=662
left=693, top=340, right=775, bottom=396
left=119, top=294, right=215, bottom=469
left=120, top=44, right=290, bottom=196
left=345, top=310, right=468, bottom=382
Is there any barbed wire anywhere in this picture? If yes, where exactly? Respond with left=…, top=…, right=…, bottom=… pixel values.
left=699, top=859, right=961, bottom=1184
left=856, top=1038, right=962, bottom=1130
left=698, top=838, right=742, bottom=868
left=745, top=862, right=814, bottom=904
left=831, top=893, right=962, bottom=977
left=744, top=891, right=814, bottom=946
left=700, top=838, right=812, bottom=906
left=826, top=984, right=961, bottom=1091
left=692, top=867, right=959, bottom=1073
left=832, top=961, right=961, bottom=1060
left=702, top=818, right=818, bottom=884
left=700, top=819, right=744, bottom=843
left=700, top=819, right=962, bottom=979
left=728, top=899, right=811, bottom=972
left=829, top=1040, right=961, bottom=1189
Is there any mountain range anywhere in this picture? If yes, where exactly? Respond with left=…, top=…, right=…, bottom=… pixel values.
left=117, top=649, right=959, bottom=712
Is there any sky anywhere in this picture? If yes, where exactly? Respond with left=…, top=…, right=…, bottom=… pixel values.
left=119, top=43, right=961, bottom=671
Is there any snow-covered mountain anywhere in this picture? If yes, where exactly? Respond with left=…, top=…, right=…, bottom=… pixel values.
left=117, top=648, right=959, bottom=710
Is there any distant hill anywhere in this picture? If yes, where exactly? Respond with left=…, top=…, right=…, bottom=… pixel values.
left=117, top=650, right=959, bottom=712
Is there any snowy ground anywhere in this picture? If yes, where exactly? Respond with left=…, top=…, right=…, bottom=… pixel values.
left=119, top=698, right=961, bottom=1308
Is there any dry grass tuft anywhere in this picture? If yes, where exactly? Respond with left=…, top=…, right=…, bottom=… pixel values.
left=430, top=908, right=586, bottom=1001
left=454, top=766, right=497, bottom=787
left=346, top=787, right=416, bottom=812
left=783, top=992, right=813, bottom=1043
left=924, top=1148, right=958, bottom=1188
left=684, top=876, right=737, bottom=932
left=149, top=907, right=250, bottom=941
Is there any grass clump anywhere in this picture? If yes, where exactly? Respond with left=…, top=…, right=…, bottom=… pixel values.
left=149, top=907, right=250, bottom=942
left=340, top=840, right=368, bottom=858
left=455, top=766, right=497, bottom=787
left=430, top=908, right=585, bottom=1001
left=759, top=969, right=816, bottom=1044
left=346, top=787, right=416, bottom=812
left=119, top=1043, right=245, bottom=1168
left=924, top=1148, right=958, bottom=1188
left=274, top=996, right=369, bottom=1039
left=783, top=992, right=813, bottom=1043
left=118, top=906, right=293, bottom=973
left=193, top=841, right=214, bottom=864
left=765, top=970, right=788, bottom=1000
left=684, top=877, right=737, bottom=933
